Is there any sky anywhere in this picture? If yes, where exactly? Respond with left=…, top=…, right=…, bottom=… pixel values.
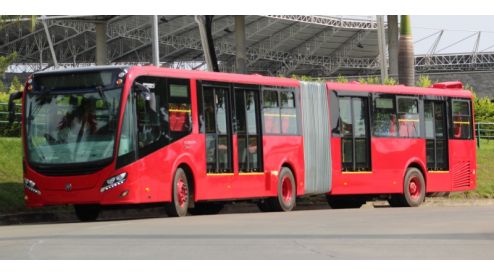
left=411, top=16, right=494, bottom=55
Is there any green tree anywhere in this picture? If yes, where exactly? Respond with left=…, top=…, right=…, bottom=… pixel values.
left=9, top=76, right=23, bottom=93
left=335, top=75, right=349, bottom=83
left=383, top=77, right=398, bottom=85
left=0, top=79, right=5, bottom=92
left=416, top=75, right=432, bottom=87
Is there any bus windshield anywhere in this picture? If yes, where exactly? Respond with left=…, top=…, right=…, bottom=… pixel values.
left=25, top=88, right=121, bottom=165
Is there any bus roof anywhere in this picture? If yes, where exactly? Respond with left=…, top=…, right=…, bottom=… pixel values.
left=127, top=66, right=300, bottom=88
left=31, top=65, right=473, bottom=98
left=326, top=81, right=473, bottom=98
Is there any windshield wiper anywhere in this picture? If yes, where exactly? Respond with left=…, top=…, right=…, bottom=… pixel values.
left=96, top=85, right=110, bottom=107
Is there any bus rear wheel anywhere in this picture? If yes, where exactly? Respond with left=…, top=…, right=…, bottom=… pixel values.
left=257, top=167, right=296, bottom=212
left=165, top=168, right=190, bottom=217
left=388, top=168, right=425, bottom=207
left=273, top=167, right=297, bottom=212
left=74, top=204, right=101, bottom=222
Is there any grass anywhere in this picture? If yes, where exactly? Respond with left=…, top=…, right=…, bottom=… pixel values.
left=0, top=137, right=494, bottom=214
left=0, top=137, right=24, bottom=213
left=459, top=139, right=494, bottom=198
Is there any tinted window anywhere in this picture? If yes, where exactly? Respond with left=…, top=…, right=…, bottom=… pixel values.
left=135, top=77, right=167, bottom=157
left=451, top=100, right=472, bottom=139
left=397, top=98, right=420, bottom=138
left=373, top=96, right=397, bottom=137
left=263, top=90, right=281, bottom=134
left=280, top=91, right=297, bottom=135
left=168, top=82, right=192, bottom=139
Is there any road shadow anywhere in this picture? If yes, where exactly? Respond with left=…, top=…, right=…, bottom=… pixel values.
left=0, top=194, right=392, bottom=226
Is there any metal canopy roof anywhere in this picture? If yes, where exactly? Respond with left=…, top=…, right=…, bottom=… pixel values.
left=1, top=15, right=382, bottom=76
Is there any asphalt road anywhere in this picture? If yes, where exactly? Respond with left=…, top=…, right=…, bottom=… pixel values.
left=0, top=205, right=493, bottom=259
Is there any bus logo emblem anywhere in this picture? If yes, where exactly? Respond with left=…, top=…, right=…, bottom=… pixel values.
left=65, top=183, right=72, bottom=192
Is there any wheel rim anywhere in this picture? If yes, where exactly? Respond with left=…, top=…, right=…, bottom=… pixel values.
left=408, top=176, right=421, bottom=201
left=281, top=176, right=293, bottom=205
left=177, top=177, right=188, bottom=208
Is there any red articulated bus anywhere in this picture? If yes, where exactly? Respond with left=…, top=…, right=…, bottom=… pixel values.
left=12, top=66, right=476, bottom=221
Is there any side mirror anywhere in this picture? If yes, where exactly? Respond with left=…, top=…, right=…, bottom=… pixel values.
left=134, top=82, right=151, bottom=101
left=8, top=91, right=22, bottom=125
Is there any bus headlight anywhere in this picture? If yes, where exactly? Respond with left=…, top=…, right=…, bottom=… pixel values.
left=24, top=178, right=41, bottom=195
left=100, top=172, right=128, bottom=192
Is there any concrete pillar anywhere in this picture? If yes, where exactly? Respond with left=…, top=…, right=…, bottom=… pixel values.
left=195, top=15, right=214, bottom=72
left=151, top=15, right=160, bottom=66
left=95, top=22, right=108, bottom=65
left=235, top=15, right=247, bottom=74
left=376, top=15, right=388, bottom=83
left=387, top=15, right=399, bottom=80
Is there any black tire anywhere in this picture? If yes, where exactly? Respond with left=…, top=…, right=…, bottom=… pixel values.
left=165, top=168, right=190, bottom=217
left=74, top=204, right=101, bottom=222
left=326, top=196, right=365, bottom=209
left=189, top=202, right=224, bottom=215
left=388, top=167, right=425, bottom=207
left=271, top=167, right=296, bottom=212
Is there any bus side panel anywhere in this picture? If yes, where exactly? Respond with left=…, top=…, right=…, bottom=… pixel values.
left=332, top=137, right=425, bottom=195
left=193, top=135, right=303, bottom=201
left=449, top=139, right=476, bottom=192
left=425, top=173, right=451, bottom=192
left=263, top=135, right=304, bottom=196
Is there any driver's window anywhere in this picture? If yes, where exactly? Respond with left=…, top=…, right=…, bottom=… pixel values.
left=134, top=76, right=167, bottom=158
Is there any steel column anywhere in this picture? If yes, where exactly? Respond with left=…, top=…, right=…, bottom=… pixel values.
left=151, top=15, right=160, bottom=66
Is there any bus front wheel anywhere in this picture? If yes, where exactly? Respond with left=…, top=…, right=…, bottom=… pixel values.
left=389, top=168, right=425, bottom=207
left=165, top=168, right=190, bottom=217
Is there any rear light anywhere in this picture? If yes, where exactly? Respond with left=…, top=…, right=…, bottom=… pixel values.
left=100, top=172, right=128, bottom=192
left=24, top=178, right=41, bottom=195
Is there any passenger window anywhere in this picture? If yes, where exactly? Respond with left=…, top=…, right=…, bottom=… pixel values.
left=451, top=100, right=472, bottom=139
left=397, top=98, right=420, bottom=138
left=280, top=91, right=297, bottom=135
left=373, top=96, right=397, bottom=137
left=330, top=91, right=340, bottom=136
left=263, top=90, right=281, bottom=134
left=168, top=82, right=192, bottom=141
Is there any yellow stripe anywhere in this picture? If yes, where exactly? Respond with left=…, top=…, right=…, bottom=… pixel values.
left=207, top=173, right=234, bottom=176
left=453, top=121, right=470, bottom=125
left=428, top=170, right=450, bottom=174
left=341, top=171, right=373, bottom=174
left=398, top=119, right=419, bottom=122
left=169, top=109, right=191, bottom=113
left=239, top=172, right=265, bottom=176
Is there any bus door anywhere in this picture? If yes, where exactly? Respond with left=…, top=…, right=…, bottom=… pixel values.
left=233, top=86, right=264, bottom=196
left=339, top=96, right=371, bottom=173
left=201, top=83, right=235, bottom=198
left=424, top=99, right=450, bottom=192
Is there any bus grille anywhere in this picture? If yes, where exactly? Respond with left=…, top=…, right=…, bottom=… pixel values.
left=452, top=161, right=471, bottom=188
